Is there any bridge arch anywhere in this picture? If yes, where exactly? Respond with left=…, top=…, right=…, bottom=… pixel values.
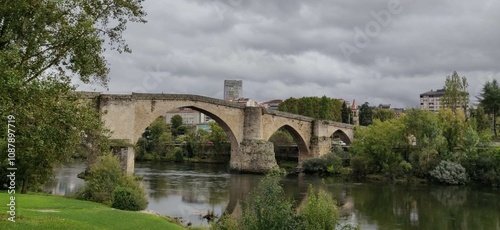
left=131, top=100, right=244, bottom=159
left=267, top=125, right=310, bottom=163
left=331, top=129, right=352, bottom=145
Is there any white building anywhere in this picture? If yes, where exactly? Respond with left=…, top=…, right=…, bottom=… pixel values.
left=165, top=108, right=210, bottom=125
left=420, top=89, right=445, bottom=112
left=260, top=99, right=283, bottom=110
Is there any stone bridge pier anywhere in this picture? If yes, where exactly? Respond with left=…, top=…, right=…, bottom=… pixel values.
left=230, top=107, right=278, bottom=172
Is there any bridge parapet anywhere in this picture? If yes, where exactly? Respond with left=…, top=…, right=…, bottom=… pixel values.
left=317, top=120, right=355, bottom=129
left=263, top=109, right=315, bottom=122
left=131, top=93, right=246, bottom=109
left=75, top=91, right=247, bottom=109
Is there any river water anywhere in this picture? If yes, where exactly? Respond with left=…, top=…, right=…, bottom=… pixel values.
left=43, top=160, right=500, bottom=229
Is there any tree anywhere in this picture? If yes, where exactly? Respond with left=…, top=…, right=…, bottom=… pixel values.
left=359, top=102, right=373, bottom=126
left=0, top=0, right=146, bottom=85
left=442, top=71, right=469, bottom=114
left=350, top=119, right=409, bottom=177
left=1, top=78, right=111, bottom=193
left=470, top=106, right=491, bottom=132
left=278, top=96, right=342, bottom=122
left=269, top=129, right=295, bottom=146
left=438, top=109, right=467, bottom=154
left=135, top=118, right=174, bottom=159
left=341, top=102, right=352, bottom=124
left=373, top=109, right=396, bottom=122
left=170, top=115, right=183, bottom=136
left=209, top=122, right=229, bottom=158
left=0, top=0, right=146, bottom=193
left=478, top=79, right=500, bottom=137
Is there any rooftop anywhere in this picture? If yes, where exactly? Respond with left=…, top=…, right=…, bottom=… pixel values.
left=420, top=89, right=446, bottom=97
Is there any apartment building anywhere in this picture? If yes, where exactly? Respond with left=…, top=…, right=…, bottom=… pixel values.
left=420, top=89, right=445, bottom=112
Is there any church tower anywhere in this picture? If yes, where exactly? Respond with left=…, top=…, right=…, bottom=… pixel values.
left=352, top=99, right=359, bottom=126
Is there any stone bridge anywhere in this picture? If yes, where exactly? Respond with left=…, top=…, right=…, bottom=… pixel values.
left=79, top=92, right=355, bottom=174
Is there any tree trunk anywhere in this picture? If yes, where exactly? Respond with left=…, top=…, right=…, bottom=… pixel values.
left=494, top=110, right=497, bottom=138
left=21, top=178, right=28, bottom=194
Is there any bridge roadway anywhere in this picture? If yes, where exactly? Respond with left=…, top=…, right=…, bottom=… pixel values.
left=78, top=92, right=355, bottom=173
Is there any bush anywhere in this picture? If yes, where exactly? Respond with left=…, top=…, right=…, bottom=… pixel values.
left=112, top=186, right=147, bottom=211
left=174, top=147, right=184, bottom=162
left=78, top=154, right=147, bottom=209
left=302, top=151, right=345, bottom=174
left=241, top=175, right=297, bottom=230
left=350, top=155, right=373, bottom=177
left=462, top=148, right=500, bottom=186
left=430, top=160, right=468, bottom=185
left=409, top=149, right=439, bottom=178
left=302, top=158, right=327, bottom=173
left=210, top=212, right=239, bottom=230
left=299, top=185, right=339, bottom=230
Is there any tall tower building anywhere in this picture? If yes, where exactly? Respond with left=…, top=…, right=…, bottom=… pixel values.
left=351, top=99, right=359, bottom=126
left=224, top=80, right=242, bottom=101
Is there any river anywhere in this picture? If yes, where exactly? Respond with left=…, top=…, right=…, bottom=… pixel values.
left=43, top=160, right=500, bottom=229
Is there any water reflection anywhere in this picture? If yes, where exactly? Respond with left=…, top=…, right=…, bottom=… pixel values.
left=44, top=161, right=500, bottom=229
left=42, top=161, right=86, bottom=195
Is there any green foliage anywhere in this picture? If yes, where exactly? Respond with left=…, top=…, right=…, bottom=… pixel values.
left=402, top=109, right=447, bottom=174
left=302, top=158, right=328, bottom=173
left=210, top=213, right=239, bottom=230
left=470, top=106, right=491, bottom=132
left=462, top=148, right=500, bottom=186
left=302, top=148, right=345, bottom=174
left=408, top=148, right=440, bottom=178
left=174, top=147, right=184, bottom=162
left=359, top=102, right=373, bottom=126
left=278, top=96, right=342, bottom=121
left=0, top=0, right=145, bottom=85
left=438, top=108, right=467, bottom=153
left=341, top=101, right=353, bottom=124
left=299, top=185, right=339, bottom=230
left=0, top=77, right=110, bottom=193
left=170, top=115, right=183, bottom=129
left=372, top=109, right=396, bottom=122
left=241, top=175, right=297, bottom=230
left=135, top=118, right=174, bottom=160
left=209, top=122, right=230, bottom=158
left=430, top=160, right=468, bottom=185
left=78, top=154, right=147, bottom=208
left=478, top=79, right=500, bottom=137
left=269, top=128, right=295, bottom=146
left=112, top=186, right=148, bottom=211
left=403, top=109, right=445, bottom=152
left=350, top=155, right=374, bottom=177
left=351, top=119, right=408, bottom=177
left=1, top=0, right=145, bottom=193
left=441, top=71, right=469, bottom=114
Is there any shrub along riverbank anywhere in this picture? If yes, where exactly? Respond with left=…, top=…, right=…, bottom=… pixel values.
left=0, top=192, right=184, bottom=230
left=302, top=109, right=500, bottom=187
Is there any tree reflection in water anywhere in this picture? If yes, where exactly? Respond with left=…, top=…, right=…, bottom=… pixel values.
left=45, top=161, right=500, bottom=229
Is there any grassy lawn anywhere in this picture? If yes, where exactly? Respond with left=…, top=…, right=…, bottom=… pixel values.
left=0, top=192, right=186, bottom=230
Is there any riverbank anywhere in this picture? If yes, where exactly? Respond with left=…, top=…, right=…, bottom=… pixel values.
left=0, top=192, right=186, bottom=230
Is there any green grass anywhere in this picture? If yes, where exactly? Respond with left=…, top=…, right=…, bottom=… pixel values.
left=0, top=192, right=185, bottom=230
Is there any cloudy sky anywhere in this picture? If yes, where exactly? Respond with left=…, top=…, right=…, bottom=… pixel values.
left=75, top=0, right=500, bottom=108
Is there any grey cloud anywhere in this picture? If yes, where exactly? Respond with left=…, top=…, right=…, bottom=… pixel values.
left=76, top=0, right=500, bottom=108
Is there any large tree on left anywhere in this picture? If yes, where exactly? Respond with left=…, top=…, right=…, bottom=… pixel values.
left=0, top=0, right=146, bottom=193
